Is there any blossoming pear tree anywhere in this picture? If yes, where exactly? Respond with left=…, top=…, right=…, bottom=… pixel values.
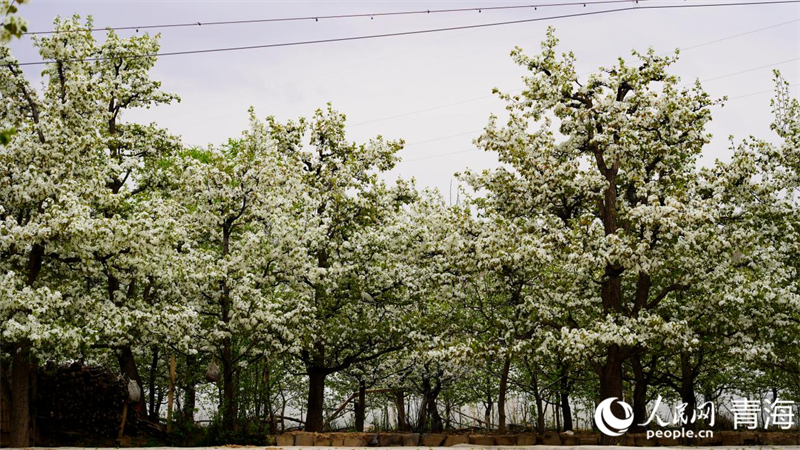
left=463, top=27, right=754, bottom=442
left=170, top=112, right=309, bottom=430
left=0, top=16, right=185, bottom=442
left=698, top=73, right=800, bottom=403
left=450, top=185, right=558, bottom=432
left=765, top=75, right=800, bottom=392
left=391, top=192, right=474, bottom=432
left=76, top=22, right=181, bottom=416
left=0, top=17, right=100, bottom=445
left=261, top=105, right=423, bottom=432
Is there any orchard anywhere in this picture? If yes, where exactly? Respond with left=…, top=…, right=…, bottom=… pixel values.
left=1, top=8, right=799, bottom=448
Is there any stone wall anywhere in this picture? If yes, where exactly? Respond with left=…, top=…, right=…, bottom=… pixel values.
left=274, top=430, right=800, bottom=447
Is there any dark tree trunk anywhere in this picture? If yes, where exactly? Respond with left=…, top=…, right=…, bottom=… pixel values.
left=117, top=345, right=148, bottom=415
left=217, top=221, right=238, bottom=431
left=595, top=159, right=626, bottom=442
left=484, top=396, right=493, bottom=431
left=182, top=384, right=196, bottom=424
left=155, top=383, right=165, bottom=418
left=560, top=364, right=573, bottom=432
left=555, top=399, right=561, bottom=430
left=598, top=345, right=625, bottom=445
left=10, top=246, right=44, bottom=447
left=680, top=352, right=696, bottom=432
left=264, top=361, right=276, bottom=435
left=498, top=356, right=511, bottom=433
left=305, top=369, right=326, bottom=432
left=534, top=395, right=544, bottom=433
left=529, top=360, right=544, bottom=433
left=182, top=353, right=196, bottom=424
left=10, top=343, right=32, bottom=448
left=394, top=390, right=406, bottom=431
left=0, top=355, right=11, bottom=409
left=417, top=372, right=442, bottom=432
left=222, top=340, right=237, bottom=430
left=355, top=379, right=366, bottom=432
left=29, top=362, right=37, bottom=445
left=631, top=355, right=648, bottom=433
left=426, top=394, right=443, bottom=433
left=417, top=376, right=431, bottom=431
left=147, top=346, right=159, bottom=422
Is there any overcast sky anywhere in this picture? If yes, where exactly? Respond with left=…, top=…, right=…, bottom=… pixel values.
left=9, top=0, right=800, bottom=194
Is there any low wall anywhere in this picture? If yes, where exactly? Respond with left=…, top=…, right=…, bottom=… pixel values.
left=274, top=430, right=800, bottom=447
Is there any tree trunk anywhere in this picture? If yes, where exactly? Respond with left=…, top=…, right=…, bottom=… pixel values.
left=182, top=383, right=196, bottom=424
left=534, top=395, right=544, bottom=433
left=0, top=355, right=11, bottom=410
left=11, top=246, right=43, bottom=447
left=498, top=355, right=511, bottom=433
left=484, top=396, right=493, bottom=431
left=427, top=394, right=443, bottom=433
left=263, top=360, right=276, bottom=435
left=418, top=372, right=443, bottom=432
left=394, top=390, right=406, bottom=431
left=680, top=352, right=696, bottom=432
left=631, top=355, right=648, bottom=433
left=280, top=388, right=287, bottom=432
left=29, top=361, right=37, bottom=445
left=182, top=353, right=197, bottom=424
left=596, top=174, right=626, bottom=441
left=218, top=221, right=237, bottom=431
left=222, top=340, right=237, bottom=430
left=305, top=369, right=326, bottom=432
left=417, top=376, right=431, bottom=431
left=560, top=364, right=573, bottom=432
left=598, top=346, right=625, bottom=445
left=147, top=346, right=159, bottom=422
left=10, top=343, right=32, bottom=448
left=555, top=398, right=561, bottom=431
left=530, top=362, right=544, bottom=433
left=117, top=345, right=148, bottom=415
left=355, top=379, right=366, bottom=432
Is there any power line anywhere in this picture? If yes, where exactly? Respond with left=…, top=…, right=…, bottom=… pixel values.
left=175, top=50, right=798, bottom=136
left=22, top=0, right=643, bottom=35
left=351, top=95, right=501, bottom=128
left=173, top=20, right=797, bottom=147
left=697, top=57, right=799, bottom=84
left=7, top=0, right=800, bottom=67
left=726, top=82, right=799, bottom=100
left=405, top=130, right=483, bottom=148
left=679, top=18, right=799, bottom=50
left=174, top=2, right=800, bottom=130
left=399, top=82, right=800, bottom=163
left=404, top=148, right=479, bottom=163
left=353, top=56, right=797, bottom=130
left=167, top=6, right=603, bottom=124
